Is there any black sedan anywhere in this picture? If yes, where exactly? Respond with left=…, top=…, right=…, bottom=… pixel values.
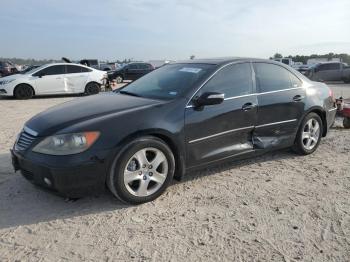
left=11, top=58, right=337, bottom=204
left=107, top=62, right=154, bottom=83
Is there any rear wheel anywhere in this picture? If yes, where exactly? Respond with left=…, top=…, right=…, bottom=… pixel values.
left=107, top=136, right=175, bottom=204
left=293, top=113, right=323, bottom=155
left=14, top=84, right=34, bottom=99
left=84, top=82, right=100, bottom=95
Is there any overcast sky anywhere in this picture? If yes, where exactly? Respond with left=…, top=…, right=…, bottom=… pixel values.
left=1, top=0, right=350, bottom=61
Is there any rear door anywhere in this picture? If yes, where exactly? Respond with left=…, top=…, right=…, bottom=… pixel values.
left=65, top=65, right=90, bottom=93
left=185, top=62, right=257, bottom=167
left=33, top=65, right=65, bottom=94
left=253, top=62, right=305, bottom=149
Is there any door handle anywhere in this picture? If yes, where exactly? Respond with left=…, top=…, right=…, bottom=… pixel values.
left=293, top=95, right=304, bottom=102
left=242, top=102, right=256, bottom=111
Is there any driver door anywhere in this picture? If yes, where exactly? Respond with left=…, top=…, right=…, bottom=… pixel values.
left=33, top=65, right=65, bottom=94
left=185, top=62, right=257, bottom=167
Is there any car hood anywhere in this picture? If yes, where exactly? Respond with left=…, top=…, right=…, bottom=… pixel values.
left=0, top=74, right=26, bottom=82
left=26, top=93, right=165, bottom=136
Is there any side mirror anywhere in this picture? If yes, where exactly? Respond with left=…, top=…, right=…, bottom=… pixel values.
left=193, top=92, right=225, bottom=107
left=35, top=72, right=44, bottom=78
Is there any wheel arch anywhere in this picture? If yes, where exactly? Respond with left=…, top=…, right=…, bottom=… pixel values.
left=85, top=81, right=101, bottom=88
left=113, top=129, right=186, bottom=181
left=302, top=106, right=327, bottom=137
left=13, top=83, right=35, bottom=96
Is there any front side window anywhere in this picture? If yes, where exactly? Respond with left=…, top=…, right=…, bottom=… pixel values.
left=254, top=63, right=293, bottom=92
left=119, top=63, right=215, bottom=100
left=34, top=65, right=65, bottom=76
left=197, top=63, right=253, bottom=98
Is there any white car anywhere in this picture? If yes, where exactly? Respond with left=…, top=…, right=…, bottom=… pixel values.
left=0, top=63, right=107, bottom=99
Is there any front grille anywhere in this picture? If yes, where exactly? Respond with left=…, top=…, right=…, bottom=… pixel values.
left=15, top=130, right=36, bottom=151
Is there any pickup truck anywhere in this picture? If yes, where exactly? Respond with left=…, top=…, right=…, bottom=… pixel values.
left=299, top=62, right=350, bottom=83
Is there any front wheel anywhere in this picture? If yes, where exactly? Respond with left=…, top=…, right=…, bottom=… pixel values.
left=293, top=113, right=323, bottom=155
left=107, top=136, right=175, bottom=204
left=14, top=84, right=34, bottom=99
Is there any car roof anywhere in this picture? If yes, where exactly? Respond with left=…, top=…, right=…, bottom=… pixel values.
left=173, top=57, right=283, bottom=66
left=39, top=62, right=93, bottom=68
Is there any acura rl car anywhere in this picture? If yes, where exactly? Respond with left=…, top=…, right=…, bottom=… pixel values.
left=11, top=58, right=337, bottom=204
left=0, top=63, right=106, bottom=99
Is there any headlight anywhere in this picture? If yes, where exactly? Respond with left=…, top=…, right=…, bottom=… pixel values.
left=0, top=79, right=15, bottom=85
left=32, top=132, right=100, bottom=155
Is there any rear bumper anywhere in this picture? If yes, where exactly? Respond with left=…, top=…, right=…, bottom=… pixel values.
left=11, top=149, right=111, bottom=198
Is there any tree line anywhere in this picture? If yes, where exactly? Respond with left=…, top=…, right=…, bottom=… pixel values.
left=0, top=57, right=135, bottom=66
left=270, top=53, right=350, bottom=65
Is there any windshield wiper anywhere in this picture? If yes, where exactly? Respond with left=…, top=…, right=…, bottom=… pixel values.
left=119, top=90, right=142, bottom=97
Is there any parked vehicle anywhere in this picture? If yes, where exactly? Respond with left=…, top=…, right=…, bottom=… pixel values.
left=0, top=61, right=18, bottom=78
left=107, top=62, right=154, bottom=83
left=336, top=97, right=350, bottom=128
left=299, top=62, right=350, bottom=83
left=11, top=58, right=336, bottom=204
left=20, top=65, right=40, bottom=74
left=80, top=59, right=99, bottom=69
left=0, top=63, right=106, bottom=99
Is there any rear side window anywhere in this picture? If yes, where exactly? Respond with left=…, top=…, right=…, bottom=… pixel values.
left=199, top=63, right=253, bottom=98
left=66, top=65, right=83, bottom=74
left=34, top=65, right=65, bottom=76
left=128, top=64, right=138, bottom=69
left=289, top=73, right=302, bottom=87
left=81, top=67, right=92, bottom=72
left=254, top=63, right=294, bottom=92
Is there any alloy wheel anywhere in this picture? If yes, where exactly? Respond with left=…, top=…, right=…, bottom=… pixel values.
left=302, top=118, right=320, bottom=150
left=123, top=147, right=168, bottom=197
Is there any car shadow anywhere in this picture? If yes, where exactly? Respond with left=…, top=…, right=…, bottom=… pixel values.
left=0, top=149, right=298, bottom=230
left=0, top=152, right=128, bottom=230
left=178, top=148, right=300, bottom=183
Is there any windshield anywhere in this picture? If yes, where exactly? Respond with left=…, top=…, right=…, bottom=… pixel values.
left=118, top=63, right=215, bottom=100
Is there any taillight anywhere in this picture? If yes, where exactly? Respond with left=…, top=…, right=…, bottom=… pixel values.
left=328, top=87, right=335, bottom=103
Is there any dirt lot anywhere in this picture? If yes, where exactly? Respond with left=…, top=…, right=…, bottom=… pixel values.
left=0, top=84, right=350, bottom=261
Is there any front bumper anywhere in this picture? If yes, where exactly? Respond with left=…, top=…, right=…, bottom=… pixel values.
left=11, top=148, right=112, bottom=198
left=0, top=86, right=12, bottom=96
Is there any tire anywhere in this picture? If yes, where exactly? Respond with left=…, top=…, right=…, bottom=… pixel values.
left=293, top=112, right=323, bottom=155
left=107, top=136, right=175, bottom=204
left=84, top=82, right=100, bottom=95
left=14, top=84, right=34, bottom=99
left=115, top=75, right=123, bottom=84
left=343, top=117, right=350, bottom=129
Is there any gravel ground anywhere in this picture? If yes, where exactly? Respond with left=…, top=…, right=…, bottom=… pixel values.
left=0, top=84, right=350, bottom=261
